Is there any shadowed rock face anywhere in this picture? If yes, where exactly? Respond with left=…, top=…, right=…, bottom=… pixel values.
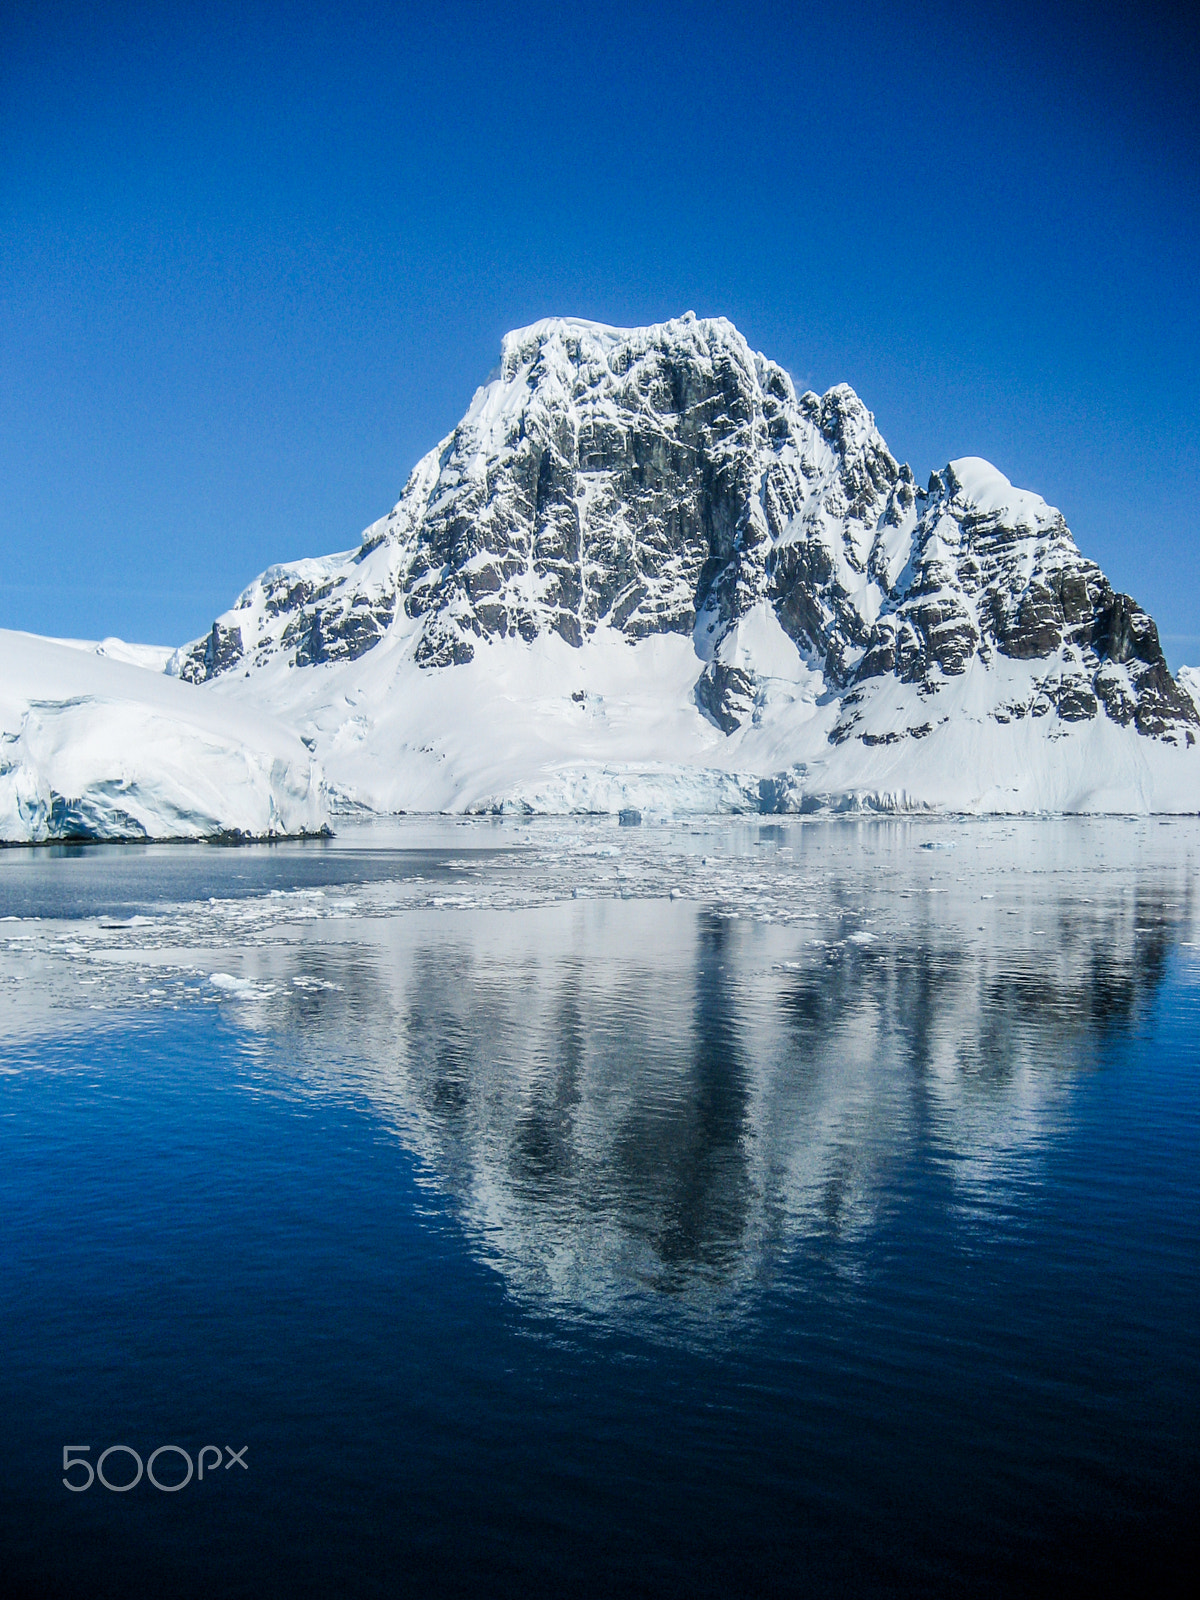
left=174, top=315, right=1197, bottom=746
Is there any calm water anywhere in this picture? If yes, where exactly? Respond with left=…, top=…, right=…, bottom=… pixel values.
left=1, top=817, right=1197, bottom=1597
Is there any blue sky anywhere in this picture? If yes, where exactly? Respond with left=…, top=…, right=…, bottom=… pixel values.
left=2, top=0, right=1197, bottom=663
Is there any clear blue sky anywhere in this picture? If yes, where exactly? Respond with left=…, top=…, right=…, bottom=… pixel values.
left=2, top=0, right=1197, bottom=663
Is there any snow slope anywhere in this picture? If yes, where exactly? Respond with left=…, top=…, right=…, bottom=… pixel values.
left=169, top=315, right=1198, bottom=815
left=0, top=630, right=326, bottom=842
left=180, top=612, right=1196, bottom=816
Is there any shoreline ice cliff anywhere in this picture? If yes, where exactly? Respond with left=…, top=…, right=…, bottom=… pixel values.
left=0, top=631, right=325, bottom=843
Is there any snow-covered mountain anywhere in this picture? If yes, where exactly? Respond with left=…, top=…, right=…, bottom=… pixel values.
left=164, top=313, right=1197, bottom=814
left=0, top=630, right=326, bottom=842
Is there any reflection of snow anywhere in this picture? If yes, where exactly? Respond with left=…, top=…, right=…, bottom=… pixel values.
left=1, top=815, right=1196, bottom=1325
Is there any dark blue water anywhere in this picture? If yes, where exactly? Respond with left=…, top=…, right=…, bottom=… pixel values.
left=1, top=820, right=1197, bottom=1597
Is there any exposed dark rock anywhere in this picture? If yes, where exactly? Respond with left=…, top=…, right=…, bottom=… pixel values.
left=414, top=619, right=475, bottom=668
left=997, top=582, right=1063, bottom=660
left=1092, top=591, right=1161, bottom=665
left=292, top=597, right=396, bottom=667
left=177, top=622, right=243, bottom=684
left=695, top=662, right=756, bottom=733
left=1055, top=682, right=1099, bottom=722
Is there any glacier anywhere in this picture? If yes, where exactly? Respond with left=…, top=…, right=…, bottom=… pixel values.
left=0, top=630, right=326, bottom=843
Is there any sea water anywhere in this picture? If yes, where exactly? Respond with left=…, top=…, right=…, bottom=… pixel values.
left=1, top=817, right=1197, bottom=1597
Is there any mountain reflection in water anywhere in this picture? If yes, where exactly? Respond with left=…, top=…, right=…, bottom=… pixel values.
left=147, top=817, right=1192, bottom=1327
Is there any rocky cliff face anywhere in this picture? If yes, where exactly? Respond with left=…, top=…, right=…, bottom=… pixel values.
left=173, top=314, right=1197, bottom=751
left=832, top=458, right=1197, bottom=747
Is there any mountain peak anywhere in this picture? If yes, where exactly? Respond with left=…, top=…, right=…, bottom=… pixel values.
left=497, top=311, right=749, bottom=376
left=170, top=314, right=1198, bottom=811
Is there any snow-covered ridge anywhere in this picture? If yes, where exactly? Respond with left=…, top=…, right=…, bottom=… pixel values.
left=0, top=630, right=327, bottom=843
left=51, top=635, right=177, bottom=672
